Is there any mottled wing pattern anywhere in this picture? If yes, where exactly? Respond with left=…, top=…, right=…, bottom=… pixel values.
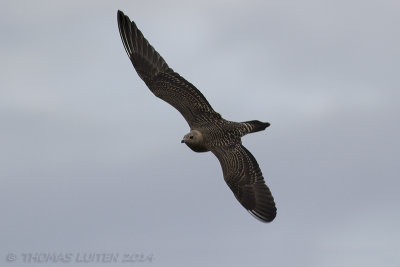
left=212, top=143, right=276, bottom=222
left=117, top=10, right=221, bottom=127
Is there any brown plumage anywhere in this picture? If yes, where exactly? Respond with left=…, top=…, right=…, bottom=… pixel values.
left=117, top=10, right=276, bottom=222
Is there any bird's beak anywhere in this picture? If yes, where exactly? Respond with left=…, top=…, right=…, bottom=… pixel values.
left=181, top=140, right=185, bottom=143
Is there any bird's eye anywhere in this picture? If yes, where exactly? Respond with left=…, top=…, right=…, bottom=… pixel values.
left=189, top=136, right=194, bottom=139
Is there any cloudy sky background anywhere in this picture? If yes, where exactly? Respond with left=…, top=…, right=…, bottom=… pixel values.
left=1, top=0, right=399, bottom=266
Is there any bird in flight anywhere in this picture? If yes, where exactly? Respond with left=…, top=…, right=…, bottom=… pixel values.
left=117, top=10, right=276, bottom=222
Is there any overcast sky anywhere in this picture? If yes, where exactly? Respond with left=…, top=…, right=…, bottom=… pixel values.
left=1, top=1, right=399, bottom=266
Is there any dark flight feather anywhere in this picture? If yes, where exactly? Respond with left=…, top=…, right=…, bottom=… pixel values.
left=117, top=10, right=222, bottom=128
left=212, top=144, right=276, bottom=222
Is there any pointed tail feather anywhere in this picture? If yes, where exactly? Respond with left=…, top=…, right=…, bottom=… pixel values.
left=241, top=120, right=270, bottom=135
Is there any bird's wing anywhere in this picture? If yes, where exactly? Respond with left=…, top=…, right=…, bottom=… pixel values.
left=117, top=10, right=222, bottom=127
left=212, top=143, right=277, bottom=222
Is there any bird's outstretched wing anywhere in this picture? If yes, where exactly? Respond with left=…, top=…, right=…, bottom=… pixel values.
left=117, top=10, right=222, bottom=127
left=212, top=143, right=277, bottom=222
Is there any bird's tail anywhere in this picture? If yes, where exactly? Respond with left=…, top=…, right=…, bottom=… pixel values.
left=240, top=120, right=270, bottom=135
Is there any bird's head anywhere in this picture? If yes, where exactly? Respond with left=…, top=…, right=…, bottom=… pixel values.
left=181, top=130, right=207, bottom=152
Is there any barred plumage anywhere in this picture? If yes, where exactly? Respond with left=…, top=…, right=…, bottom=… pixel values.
left=117, top=10, right=276, bottom=223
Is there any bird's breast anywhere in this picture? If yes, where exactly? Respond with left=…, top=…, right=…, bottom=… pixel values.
left=185, top=142, right=209, bottom=153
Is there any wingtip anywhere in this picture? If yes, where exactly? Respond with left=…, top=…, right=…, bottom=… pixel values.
left=117, top=10, right=125, bottom=25
left=248, top=208, right=277, bottom=223
left=117, top=10, right=128, bottom=22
